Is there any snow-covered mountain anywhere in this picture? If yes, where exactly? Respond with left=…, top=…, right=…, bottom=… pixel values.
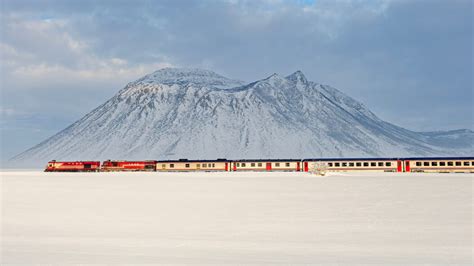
left=11, top=68, right=473, bottom=165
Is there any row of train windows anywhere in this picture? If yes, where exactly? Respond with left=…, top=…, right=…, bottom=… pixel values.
left=236, top=162, right=291, bottom=167
left=414, top=161, right=473, bottom=167
left=328, top=162, right=392, bottom=167
left=198, top=163, right=216, bottom=168
left=163, top=163, right=216, bottom=168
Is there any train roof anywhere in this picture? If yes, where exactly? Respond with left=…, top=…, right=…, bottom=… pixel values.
left=48, top=160, right=100, bottom=163
left=402, top=156, right=474, bottom=160
left=156, top=159, right=230, bottom=163
left=302, top=158, right=399, bottom=161
left=232, top=159, right=301, bottom=162
left=103, top=160, right=157, bottom=162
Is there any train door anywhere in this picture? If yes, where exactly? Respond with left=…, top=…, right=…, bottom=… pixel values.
left=233, top=162, right=237, bottom=171
left=304, top=162, right=309, bottom=172
left=266, top=162, right=272, bottom=171
left=296, top=162, right=300, bottom=171
left=397, top=160, right=402, bottom=172
left=225, top=162, right=229, bottom=171
left=405, top=160, right=410, bottom=172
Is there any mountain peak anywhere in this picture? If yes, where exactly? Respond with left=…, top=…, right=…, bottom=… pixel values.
left=133, top=67, right=244, bottom=89
left=258, top=73, right=288, bottom=87
left=286, top=70, right=307, bottom=84
left=268, top=73, right=280, bottom=78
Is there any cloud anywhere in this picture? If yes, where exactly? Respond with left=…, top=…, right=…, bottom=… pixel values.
left=1, top=15, right=173, bottom=89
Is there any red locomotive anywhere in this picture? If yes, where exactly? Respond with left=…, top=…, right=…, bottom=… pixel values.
left=101, top=160, right=157, bottom=171
left=44, top=160, right=100, bottom=172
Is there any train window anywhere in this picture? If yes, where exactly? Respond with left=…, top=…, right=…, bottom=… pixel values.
left=162, top=164, right=166, bottom=169
left=363, top=162, right=369, bottom=167
left=212, top=164, right=215, bottom=167
left=328, top=163, right=333, bottom=167
left=349, top=162, right=354, bottom=167
left=423, top=162, right=429, bottom=166
left=242, top=163, right=246, bottom=167
left=463, top=161, right=469, bottom=166
left=335, top=162, right=340, bottom=167
left=370, top=162, right=376, bottom=167
left=251, top=163, right=255, bottom=167
left=185, top=164, right=190, bottom=168
left=440, top=162, right=446, bottom=166
left=197, top=164, right=200, bottom=168
left=431, top=162, right=438, bottom=166
left=258, top=163, right=262, bottom=167
left=448, top=162, right=453, bottom=166
left=356, top=162, right=361, bottom=167
left=275, top=163, right=280, bottom=167
left=170, top=164, right=174, bottom=168
left=285, top=163, right=290, bottom=167
left=385, top=162, right=391, bottom=167
left=203, top=164, right=207, bottom=168
left=455, top=161, right=461, bottom=166
left=378, top=162, right=383, bottom=167
left=341, top=162, right=347, bottom=167
left=416, top=162, right=422, bottom=166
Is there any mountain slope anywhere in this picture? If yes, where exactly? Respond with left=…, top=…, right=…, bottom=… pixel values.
left=11, top=68, right=473, bottom=165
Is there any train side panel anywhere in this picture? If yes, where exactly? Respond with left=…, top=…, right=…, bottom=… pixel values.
left=101, top=160, right=156, bottom=171
left=303, top=159, right=399, bottom=172
left=156, top=161, right=228, bottom=171
left=45, top=161, right=100, bottom=172
left=232, top=160, right=300, bottom=171
left=405, top=158, right=474, bottom=173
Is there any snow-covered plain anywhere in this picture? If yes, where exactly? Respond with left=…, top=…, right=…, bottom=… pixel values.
left=1, top=171, right=472, bottom=264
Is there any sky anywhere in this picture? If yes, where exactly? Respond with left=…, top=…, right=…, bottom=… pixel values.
left=1, top=0, right=473, bottom=162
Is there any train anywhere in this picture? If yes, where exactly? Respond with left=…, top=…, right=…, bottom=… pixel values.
left=44, top=157, right=474, bottom=173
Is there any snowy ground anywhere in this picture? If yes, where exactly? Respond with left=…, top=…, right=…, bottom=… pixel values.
left=1, top=170, right=472, bottom=265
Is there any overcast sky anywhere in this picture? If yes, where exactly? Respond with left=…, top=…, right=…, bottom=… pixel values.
left=1, top=0, right=473, bottom=161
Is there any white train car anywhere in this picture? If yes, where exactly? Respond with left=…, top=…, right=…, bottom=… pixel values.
left=404, top=157, right=474, bottom=173
left=303, top=158, right=402, bottom=172
left=156, top=159, right=230, bottom=171
left=231, top=159, right=301, bottom=171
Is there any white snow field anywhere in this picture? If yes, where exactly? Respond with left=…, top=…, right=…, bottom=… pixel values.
left=1, top=171, right=472, bottom=265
